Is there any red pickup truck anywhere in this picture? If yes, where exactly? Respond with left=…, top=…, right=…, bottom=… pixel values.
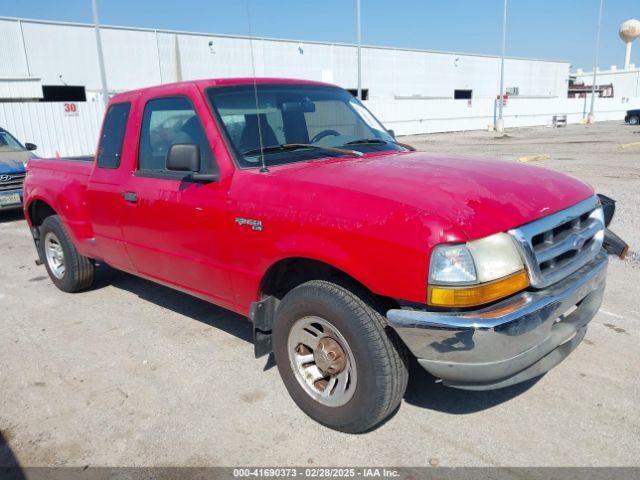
left=23, top=78, right=623, bottom=433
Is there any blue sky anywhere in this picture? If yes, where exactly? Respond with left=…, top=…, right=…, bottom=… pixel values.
left=3, top=0, right=639, bottom=70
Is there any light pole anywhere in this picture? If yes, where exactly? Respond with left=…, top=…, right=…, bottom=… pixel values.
left=588, top=0, right=604, bottom=123
left=495, top=0, right=508, bottom=133
left=356, top=0, right=362, bottom=100
left=91, top=0, right=109, bottom=105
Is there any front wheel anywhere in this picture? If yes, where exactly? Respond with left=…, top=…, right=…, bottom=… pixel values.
left=630, top=116, right=640, bottom=125
left=273, top=280, right=409, bottom=433
left=39, top=215, right=94, bottom=292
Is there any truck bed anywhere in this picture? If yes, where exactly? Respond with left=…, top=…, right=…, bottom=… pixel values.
left=23, top=156, right=95, bottom=252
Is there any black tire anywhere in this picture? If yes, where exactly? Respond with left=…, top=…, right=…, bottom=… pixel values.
left=273, top=280, right=409, bottom=433
left=630, top=116, right=640, bottom=125
left=39, top=215, right=94, bottom=292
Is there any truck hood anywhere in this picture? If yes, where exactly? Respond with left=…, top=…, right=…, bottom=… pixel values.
left=272, top=151, right=594, bottom=240
left=0, top=150, right=30, bottom=174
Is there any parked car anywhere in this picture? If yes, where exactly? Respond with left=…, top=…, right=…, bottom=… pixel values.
left=22, top=78, right=625, bottom=433
left=624, top=109, right=640, bottom=125
left=0, top=127, right=37, bottom=211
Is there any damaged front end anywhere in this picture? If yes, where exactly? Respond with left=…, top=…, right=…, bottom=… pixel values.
left=598, top=194, right=629, bottom=259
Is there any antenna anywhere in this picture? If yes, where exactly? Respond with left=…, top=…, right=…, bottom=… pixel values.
left=245, top=0, right=268, bottom=173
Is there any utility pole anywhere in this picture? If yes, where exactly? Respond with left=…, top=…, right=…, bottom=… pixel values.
left=495, top=0, right=508, bottom=133
left=91, top=0, right=109, bottom=105
left=356, top=0, right=362, bottom=100
left=588, top=0, right=604, bottom=123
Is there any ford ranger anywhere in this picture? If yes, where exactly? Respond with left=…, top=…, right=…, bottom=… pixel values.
left=23, top=78, right=626, bottom=433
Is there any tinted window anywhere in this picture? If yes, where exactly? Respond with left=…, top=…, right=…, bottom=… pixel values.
left=304, top=99, right=367, bottom=141
left=138, top=97, right=212, bottom=172
left=97, top=103, right=130, bottom=169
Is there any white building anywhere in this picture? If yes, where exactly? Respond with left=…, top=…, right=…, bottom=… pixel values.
left=573, top=67, right=640, bottom=99
left=2, top=16, right=639, bottom=157
left=0, top=16, right=569, bottom=102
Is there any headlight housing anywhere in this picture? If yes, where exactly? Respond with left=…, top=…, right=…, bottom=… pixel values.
left=428, top=233, right=529, bottom=307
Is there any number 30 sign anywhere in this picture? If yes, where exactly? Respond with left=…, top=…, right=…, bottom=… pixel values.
left=63, top=103, right=79, bottom=117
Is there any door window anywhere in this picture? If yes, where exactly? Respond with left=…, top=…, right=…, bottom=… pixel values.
left=138, top=97, right=212, bottom=172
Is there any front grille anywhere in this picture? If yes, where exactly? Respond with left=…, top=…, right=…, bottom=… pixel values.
left=509, top=196, right=604, bottom=289
left=0, top=173, right=25, bottom=192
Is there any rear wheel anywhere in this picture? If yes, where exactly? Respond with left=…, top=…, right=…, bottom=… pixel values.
left=272, top=280, right=409, bottom=433
left=39, top=215, right=94, bottom=292
left=630, top=116, right=640, bottom=125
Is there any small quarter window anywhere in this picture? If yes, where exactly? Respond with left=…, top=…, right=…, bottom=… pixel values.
left=97, top=102, right=130, bottom=169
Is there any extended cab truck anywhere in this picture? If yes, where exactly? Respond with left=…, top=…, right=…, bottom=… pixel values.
left=0, top=127, right=37, bottom=211
left=23, top=78, right=624, bottom=433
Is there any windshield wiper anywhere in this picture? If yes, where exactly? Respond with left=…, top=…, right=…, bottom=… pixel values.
left=344, top=138, right=416, bottom=151
left=242, top=143, right=363, bottom=158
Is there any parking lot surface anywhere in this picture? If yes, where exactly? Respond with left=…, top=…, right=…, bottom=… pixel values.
left=1, top=121, right=638, bottom=467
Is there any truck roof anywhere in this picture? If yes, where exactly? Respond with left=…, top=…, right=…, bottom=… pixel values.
left=110, top=77, right=337, bottom=102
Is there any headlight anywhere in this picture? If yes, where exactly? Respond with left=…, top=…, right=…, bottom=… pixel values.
left=467, top=233, right=525, bottom=282
left=428, top=233, right=529, bottom=307
left=428, top=244, right=477, bottom=284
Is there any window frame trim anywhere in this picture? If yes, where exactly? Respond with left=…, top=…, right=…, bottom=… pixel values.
left=136, top=94, right=215, bottom=180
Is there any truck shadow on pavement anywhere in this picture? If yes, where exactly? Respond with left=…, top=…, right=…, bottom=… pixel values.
left=92, top=265, right=539, bottom=414
left=0, top=210, right=25, bottom=224
left=0, top=431, right=25, bottom=480
left=91, top=265, right=255, bottom=345
left=403, top=358, right=541, bottom=414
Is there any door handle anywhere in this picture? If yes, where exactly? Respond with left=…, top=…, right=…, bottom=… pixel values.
left=123, top=191, right=138, bottom=203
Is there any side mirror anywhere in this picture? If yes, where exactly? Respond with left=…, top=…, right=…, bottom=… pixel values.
left=25, top=143, right=37, bottom=151
left=166, top=143, right=219, bottom=182
left=167, top=143, right=200, bottom=172
left=387, top=129, right=396, bottom=139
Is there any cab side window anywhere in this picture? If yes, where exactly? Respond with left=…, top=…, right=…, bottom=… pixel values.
left=138, top=96, right=213, bottom=173
left=97, top=102, right=130, bottom=169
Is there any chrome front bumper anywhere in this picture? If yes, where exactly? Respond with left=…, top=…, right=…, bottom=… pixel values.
left=387, top=251, right=608, bottom=390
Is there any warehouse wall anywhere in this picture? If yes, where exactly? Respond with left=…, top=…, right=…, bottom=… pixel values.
left=0, top=101, right=104, bottom=157
left=574, top=69, right=640, bottom=99
left=1, top=97, right=637, bottom=158
left=369, top=96, right=640, bottom=135
left=0, top=17, right=569, bottom=100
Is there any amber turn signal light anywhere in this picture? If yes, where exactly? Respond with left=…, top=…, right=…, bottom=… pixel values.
left=428, top=270, right=530, bottom=308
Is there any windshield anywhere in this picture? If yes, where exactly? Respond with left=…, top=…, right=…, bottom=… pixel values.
left=206, top=84, right=401, bottom=168
left=0, top=130, right=26, bottom=152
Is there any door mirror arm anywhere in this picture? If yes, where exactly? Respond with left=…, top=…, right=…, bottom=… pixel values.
left=190, top=172, right=219, bottom=182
